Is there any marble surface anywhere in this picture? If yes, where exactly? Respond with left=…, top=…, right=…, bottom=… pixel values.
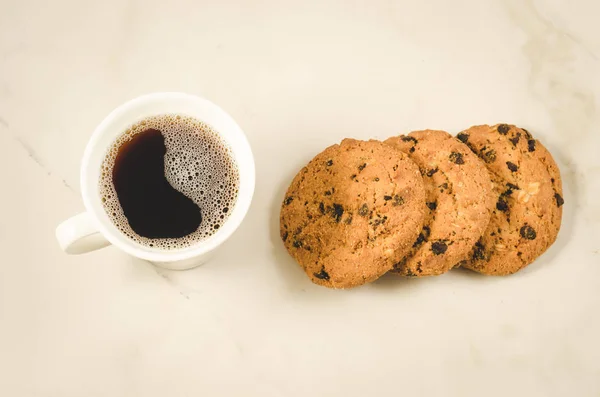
left=1, top=0, right=599, bottom=395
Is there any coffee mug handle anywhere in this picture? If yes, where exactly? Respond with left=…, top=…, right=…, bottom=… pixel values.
left=55, top=212, right=111, bottom=254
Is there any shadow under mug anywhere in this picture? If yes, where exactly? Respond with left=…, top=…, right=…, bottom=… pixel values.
left=55, top=92, right=255, bottom=270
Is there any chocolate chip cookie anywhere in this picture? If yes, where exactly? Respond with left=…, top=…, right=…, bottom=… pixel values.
left=457, top=124, right=564, bottom=275
left=385, top=130, right=494, bottom=276
left=280, top=138, right=426, bottom=288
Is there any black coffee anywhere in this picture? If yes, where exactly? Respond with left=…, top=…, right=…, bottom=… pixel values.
left=99, top=114, right=239, bottom=250
left=111, top=128, right=202, bottom=238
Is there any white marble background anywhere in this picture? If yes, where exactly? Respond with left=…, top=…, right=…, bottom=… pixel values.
left=1, top=0, right=599, bottom=396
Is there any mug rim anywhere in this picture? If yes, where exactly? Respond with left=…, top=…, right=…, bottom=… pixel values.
left=80, top=92, right=255, bottom=262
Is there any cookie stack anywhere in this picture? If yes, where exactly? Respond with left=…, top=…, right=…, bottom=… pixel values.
left=280, top=125, right=564, bottom=289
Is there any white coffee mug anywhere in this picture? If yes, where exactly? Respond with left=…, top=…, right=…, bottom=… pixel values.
left=55, top=93, right=255, bottom=270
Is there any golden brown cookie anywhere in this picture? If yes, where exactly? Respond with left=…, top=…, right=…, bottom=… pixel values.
left=280, top=138, right=426, bottom=289
left=456, top=124, right=564, bottom=275
left=385, top=130, right=494, bottom=276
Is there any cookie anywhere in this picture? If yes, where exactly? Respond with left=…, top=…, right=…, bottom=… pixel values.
left=457, top=124, right=563, bottom=275
left=384, top=130, right=494, bottom=276
left=280, top=138, right=426, bottom=288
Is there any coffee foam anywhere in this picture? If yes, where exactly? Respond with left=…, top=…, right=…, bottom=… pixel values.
left=99, top=114, right=240, bottom=250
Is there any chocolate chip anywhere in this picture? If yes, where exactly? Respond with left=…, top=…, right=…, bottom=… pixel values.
left=528, top=139, right=536, bottom=152
left=416, top=262, right=423, bottom=273
left=344, top=214, right=353, bottom=225
left=319, top=202, right=325, bottom=214
left=409, top=147, right=415, bottom=153
left=282, top=231, right=288, bottom=242
left=517, top=251, right=522, bottom=257
left=358, top=163, right=367, bottom=171
left=374, top=177, right=380, bottom=182
left=438, top=182, right=449, bottom=193
left=554, top=193, right=564, bottom=207
left=506, top=183, right=520, bottom=190
left=522, top=128, right=532, bottom=139
left=304, top=201, right=308, bottom=206
left=421, top=226, right=431, bottom=239
left=412, top=226, right=431, bottom=248
left=401, top=136, right=418, bottom=143
left=506, top=161, right=519, bottom=172
left=426, top=201, right=437, bottom=210
left=551, top=178, right=555, bottom=183
left=392, top=195, right=404, bottom=206
left=456, top=132, right=469, bottom=143
left=284, top=196, right=294, bottom=205
left=294, top=226, right=302, bottom=236
left=501, top=187, right=514, bottom=197
left=496, top=197, right=509, bottom=212
left=426, top=168, right=438, bottom=177
left=509, top=132, right=521, bottom=146
left=384, top=195, right=392, bottom=201
left=393, top=165, right=398, bottom=171
left=497, top=124, right=510, bottom=135
left=482, top=148, right=497, bottom=163
left=350, top=174, right=357, bottom=180
left=431, top=241, right=448, bottom=255
left=520, top=225, right=537, bottom=240
left=371, top=215, right=387, bottom=228
left=359, top=203, right=369, bottom=216
left=326, top=159, right=333, bottom=166
left=449, top=152, right=465, bottom=164
left=324, top=190, right=332, bottom=196
left=331, top=203, right=344, bottom=223
left=293, top=240, right=303, bottom=248
left=472, top=240, right=487, bottom=261
left=313, top=267, right=330, bottom=280
left=413, top=233, right=427, bottom=248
